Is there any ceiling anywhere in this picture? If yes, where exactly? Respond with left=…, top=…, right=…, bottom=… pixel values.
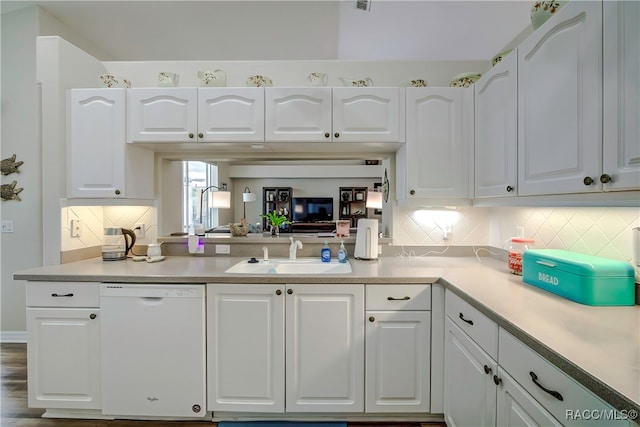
left=2, top=0, right=534, bottom=61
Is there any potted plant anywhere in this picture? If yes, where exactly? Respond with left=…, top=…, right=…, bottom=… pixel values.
left=261, top=211, right=291, bottom=237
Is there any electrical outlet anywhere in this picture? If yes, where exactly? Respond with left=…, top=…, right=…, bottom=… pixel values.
left=445, top=224, right=453, bottom=233
left=134, top=223, right=145, bottom=238
left=71, top=219, right=82, bottom=237
left=1, top=220, right=14, bottom=233
left=516, top=226, right=525, bottom=238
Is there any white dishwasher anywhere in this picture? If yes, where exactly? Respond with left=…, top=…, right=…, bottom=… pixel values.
left=100, top=284, right=206, bottom=418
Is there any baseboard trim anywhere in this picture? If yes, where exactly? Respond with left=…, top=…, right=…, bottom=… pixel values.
left=1, top=331, right=27, bottom=343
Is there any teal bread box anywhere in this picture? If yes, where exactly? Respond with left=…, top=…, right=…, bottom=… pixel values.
left=522, top=249, right=635, bottom=306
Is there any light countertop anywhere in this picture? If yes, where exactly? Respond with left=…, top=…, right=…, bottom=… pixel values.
left=14, top=255, right=640, bottom=417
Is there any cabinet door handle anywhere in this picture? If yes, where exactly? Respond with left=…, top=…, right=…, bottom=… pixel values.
left=459, top=312, right=474, bottom=325
left=287, top=288, right=293, bottom=295
left=506, top=185, right=514, bottom=192
left=600, top=173, right=612, bottom=184
left=324, top=132, right=330, bottom=138
left=493, top=375, right=502, bottom=385
left=51, top=293, right=74, bottom=297
left=409, top=189, right=416, bottom=195
left=275, top=289, right=282, bottom=295
left=198, top=132, right=204, bottom=139
left=188, top=133, right=195, bottom=139
left=530, top=371, right=563, bottom=401
left=483, top=365, right=492, bottom=375
left=583, top=176, right=594, bottom=186
left=114, top=189, right=121, bottom=195
left=369, top=316, right=375, bottom=322
left=334, top=132, right=340, bottom=138
left=387, top=296, right=410, bottom=301
left=89, top=313, right=97, bottom=320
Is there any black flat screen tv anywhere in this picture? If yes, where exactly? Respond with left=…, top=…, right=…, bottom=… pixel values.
left=292, top=197, right=334, bottom=222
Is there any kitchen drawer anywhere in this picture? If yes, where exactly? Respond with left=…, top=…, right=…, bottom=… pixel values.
left=366, top=284, right=431, bottom=310
left=26, top=281, right=100, bottom=307
left=498, top=328, right=630, bottom=426
left=445, top=290, right=498, bottom=359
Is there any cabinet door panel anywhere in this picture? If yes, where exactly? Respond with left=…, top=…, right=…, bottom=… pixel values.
left=444, top=317, right=497, bottom=427
left=474, top=51, right=518, bottom=198
left=68, top=89, right=126, bottom=198
left=27, top=308, right=101, bottom=409
left=128, top=88, right=197, bottom=142
left=365, top=311, right=431, bottom=412
left=333, top=88, right=404, bottom=142
left=207, top=284, right=285, bottom=412
left=402, top=88, right=469, bottom=199
left=265, top=88, right=332, bottom=141
left=285, top=284, right=364, bottom=412
left=603, top=1, right=640, bottom=191
left=199, top=88, right=265, bottom=142
left=518, top=1, right=602, bottom=195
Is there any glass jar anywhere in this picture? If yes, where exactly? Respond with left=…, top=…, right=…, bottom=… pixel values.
left=508, top=238, right=535, bottom=275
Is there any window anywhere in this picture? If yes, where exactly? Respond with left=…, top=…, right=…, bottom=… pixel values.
left=182, top=161, right=220, bottom=232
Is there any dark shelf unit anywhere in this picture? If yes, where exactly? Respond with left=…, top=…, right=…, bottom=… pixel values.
left=262, top=187, right=293, bottom=232
left=339, top=186, right=368, bottom=227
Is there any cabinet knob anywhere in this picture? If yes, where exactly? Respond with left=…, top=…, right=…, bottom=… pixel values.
left=325, top=132, right=330, bottom=138
left=484, top=365, right=492, bottom=375
left=287, top=288, right=293, bottom=295
left=115, top=189, right=121, bottom=195
left=583, top=176, right=594, bottom=186
left=409, top=189, right=416, bottom=196
left=188, top=133, right=195, bottom=139
left=198, top=132, right=204, bottom=139
left=506, top=185, right=514, bottom=192
left=334, top=132, right=340, bottom=138
left=368, top=316, right=375, bottom=322
left=276, top=289, right=282, bottom=295
left=493, top=375, right=502, bottom=386
left=599, top=173, right=612, bottom=184
left=89, top=313, right=97, bottom=320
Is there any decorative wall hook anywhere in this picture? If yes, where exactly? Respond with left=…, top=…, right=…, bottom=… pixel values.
left=1, top=180, right=23, bottom=201
left=1, top=154, right=24, bottom=175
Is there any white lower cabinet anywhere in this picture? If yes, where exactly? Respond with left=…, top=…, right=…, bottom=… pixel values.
left=26, top=282, right=101, bottom=410
left=207, top=283, right=364, bottom=413
left=365, top=284, right=431, bottom=413
left=444, top=316, right=497, bottom=427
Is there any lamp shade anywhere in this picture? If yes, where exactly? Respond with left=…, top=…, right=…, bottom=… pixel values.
left=243, top=192, right=257, bottom=203
left=210, top=190, right=231, bottom=208
left=366, top=190, right=383, bottom=209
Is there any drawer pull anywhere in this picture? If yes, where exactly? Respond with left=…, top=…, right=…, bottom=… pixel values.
left=459, top=312, right=474, bottom=325
left=483, top=365, right=492, bottom=375
left=530, top=371, right=563, bottom=401
left=51, top=293, right=74, bottom=298
left=387, top=296, right=410, bottom=301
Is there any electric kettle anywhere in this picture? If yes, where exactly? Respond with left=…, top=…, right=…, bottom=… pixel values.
left=102, top=227, right=136, bottom=261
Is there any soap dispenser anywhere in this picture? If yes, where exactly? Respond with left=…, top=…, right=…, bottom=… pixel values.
left=321, top=240, right=331, bottom=263
left=337, top=240, right=348, bottom=263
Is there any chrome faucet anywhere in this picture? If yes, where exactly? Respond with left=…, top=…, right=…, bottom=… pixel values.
left=262, top=246, right=269, bottom=262
left=289, top=237, right=303, bottom=260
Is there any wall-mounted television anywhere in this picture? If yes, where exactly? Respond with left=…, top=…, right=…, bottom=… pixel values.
left=292, top=197, right=334, bottom=223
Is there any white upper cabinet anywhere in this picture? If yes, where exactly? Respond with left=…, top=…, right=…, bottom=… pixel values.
left=198, top=88, right=265, bottom=142
left=332, top=87, right=405, bottom=142
left=265, top=87, right=404, bottom=142
left=68, top=89, right=153, bottom=199
left=128, top=88, right=198, bottom=143
left=517, top=1, right=602, bottom=195
left=474, top=51, right=518, bottom=198
left=603, top=0, right=640, bottom=191
left=398, top=87, right=472, bottom=201
left=128, top=88, right=264, bottom=143
left=265, top=88, right=332, bottom=141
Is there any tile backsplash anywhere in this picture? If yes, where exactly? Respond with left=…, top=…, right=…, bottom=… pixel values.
left=62, top=205, right=639, bottom=265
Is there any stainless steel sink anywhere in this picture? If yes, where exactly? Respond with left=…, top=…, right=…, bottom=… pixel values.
left=225, top=258, right=352, bottom=275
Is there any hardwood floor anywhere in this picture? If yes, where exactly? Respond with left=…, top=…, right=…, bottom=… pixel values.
left=1, top=343, right=445, bottom=427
